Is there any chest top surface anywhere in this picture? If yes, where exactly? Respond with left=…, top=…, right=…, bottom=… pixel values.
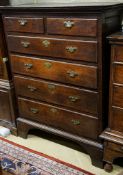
left=0, top=2, right=122, bottom=13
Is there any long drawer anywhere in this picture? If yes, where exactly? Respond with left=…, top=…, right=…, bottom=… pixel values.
left=46, top=17, right=97, bottom=37
left=113, top=85, right=123, bottom=108
left=7, top=35, right=97, bottom=63
left=107, top=142, right=123, bottom=153
left=113, top=63, right=123, bottom=84
left=113, top=45, right=123, bottom=62
left=10, top=55, right=97, bottom=89
left=18, top=97, right=98, bottom=139
left=4, top=17, right=44, bottom=33
left=14, top=75, right=98, bottom=115
left=111, top=106, right=123, bottom=133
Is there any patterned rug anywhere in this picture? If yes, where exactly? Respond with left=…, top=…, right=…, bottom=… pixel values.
left=0, top=137, right=95, bottom=175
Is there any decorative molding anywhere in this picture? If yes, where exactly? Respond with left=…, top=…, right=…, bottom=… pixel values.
left=100, top=129, right=123, bottom=145
left=17, top=118, right=103, bottom=149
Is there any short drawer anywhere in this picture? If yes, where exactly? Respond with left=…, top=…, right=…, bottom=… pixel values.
left=11, top=55, right=97, bottom=89
left=111, top=107, right=123, bottom=133
left=107, top=142, right=123, bottom=153
left=113, top=85, right=123, bottom=108
left=113, top=45, right=123, bottom=62
left=18, top=97, right=98, bottom=139
left=14, top=75, right=98, bottom=115
left=113, top=63, right=123, bottom=84
left=47, top=17, right=97, bottom=37
left=7, top=35, right=97, bottom=63
left=4, top=16, right=44, bottom=33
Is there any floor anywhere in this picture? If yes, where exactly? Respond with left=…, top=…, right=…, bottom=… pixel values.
left=1, top=128, right=122, bottom=175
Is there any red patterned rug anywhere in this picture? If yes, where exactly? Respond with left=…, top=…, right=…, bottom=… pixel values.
left=0, top=137, right=95, bottom=175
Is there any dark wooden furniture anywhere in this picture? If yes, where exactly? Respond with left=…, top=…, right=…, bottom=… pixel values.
left=0, top=0, right=10, bottom=6
left=0, top=17, right=16, bottom=134
left=1, top=2, right=123, bottom=168
left=100, top=32, right=123, bottom=172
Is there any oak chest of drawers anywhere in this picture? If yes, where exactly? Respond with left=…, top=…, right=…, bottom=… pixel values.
left=1, top=2, right=123, bottom=168
left=101, top=32, right=123, bottom=172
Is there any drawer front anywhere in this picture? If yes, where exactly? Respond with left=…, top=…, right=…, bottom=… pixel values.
left=113, top=85, right=123, bottom=108
left=107, top=142, right=123, bottom=153
left=111, top=107, right=123, bottom=133
left=113, top=64, right=123, bottom=84
left=47, top=18, right=97, bottom=37
left=7, top=35, right=97, bottom=63
left=4, top=17, right=44, bottom=33
left=113, top=45, right=123, bottom=62
left=14, top=75, right=98, bottom=115
left=18, top=97, right=98, bottom=139
left=11, top=55, right=97, bottom=89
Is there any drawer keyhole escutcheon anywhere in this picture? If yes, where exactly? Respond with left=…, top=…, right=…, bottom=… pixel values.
left=66, top=46, right=77, bottom=53
left=48, top=84, right=56, bottom=90
left=18, top=19, right=27, bottom=26
left=50, top=108, right=57, bottom=113
left=71, top=119, right=80, bottom=125
left=64, top=21, right=74, bottom=28
left=21, top=41, right=30, bottom=48
left=42, top=40, right=50, bottom=47
left=67, top=70, right=78, bottom=78
left=30, top=108, right=39, bottom=114
left=24, top=63, right=33, bottom=69
left=44, top=62, right=52, bottom=69
left=69, top=96, right=80, bottom=102
left=27, top=85, right=37, bottom=92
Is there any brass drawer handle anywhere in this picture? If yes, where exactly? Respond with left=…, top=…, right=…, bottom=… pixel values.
left=48, top=84, right=56, bottom=90
left=64, top=21, right=74, bottom=28
left=30, top=108, right=39, bottom=114
left=2, top=57, right=8, bottom=63
left=18, top=19, right=27, bottom=26
left=42, top=40, right=50, bottom=47
left=27, top=85, right=37, bottom=92
left=71, top=119, right=80, bottom=125
left=69, top=96, right=80, bottom=102
left=66, top=46, right=77, bottom=53
left=67, top=70, right=78, bottom=78
left=50, top=108, right=57, bottom=113
left=24, top=63, right=33, bottom=69
left=21, top=41, right=30, bottom=48
left=44, top=62, right=52, bottom=69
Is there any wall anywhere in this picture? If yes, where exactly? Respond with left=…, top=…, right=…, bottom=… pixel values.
left=10, top=0, right=123, bottom=5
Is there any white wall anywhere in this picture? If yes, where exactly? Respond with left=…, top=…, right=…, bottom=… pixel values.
left=10, top=0, right=123, bottom=5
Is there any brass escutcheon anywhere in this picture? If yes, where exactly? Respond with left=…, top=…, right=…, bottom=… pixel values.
left=42, top=40, right=50, bottom=47
left=50, top=108, right=57, bottom=113
left=18, top=19, right=27, bottom=26
left=44, top=62, right=52, bottom=69
left=71, top=119, right=80, bottom=125
left=24, top=63, right=33, bottom=69
left=66, top=46, right=77, bottom=53
left=64, top=21, right=74, bottom=28
left=67, top=70, right=78, bottom=78
left=21, top=41, right=30, bottom=48
left=69, top=96, right=80, bottom=102
left=27, top=85, right=37, bottom=92
left=30, top=108, right=39, bottom=114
